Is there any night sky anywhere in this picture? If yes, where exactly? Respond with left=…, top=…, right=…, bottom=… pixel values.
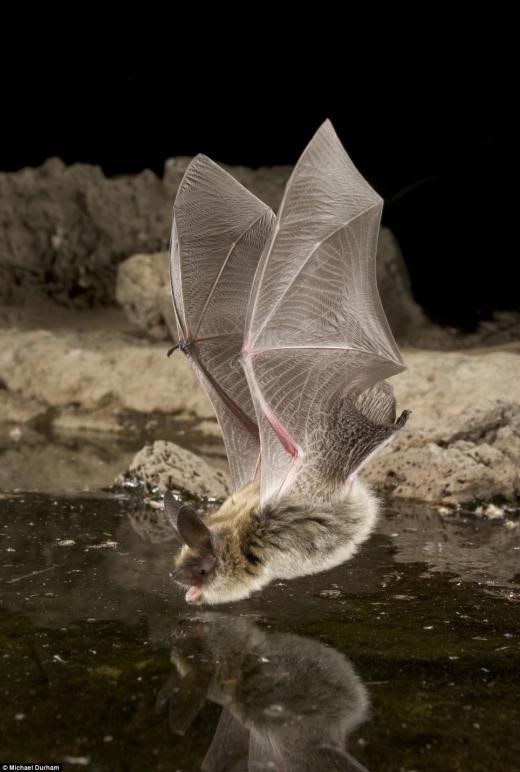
left=2, top=31, right=515, bottom=327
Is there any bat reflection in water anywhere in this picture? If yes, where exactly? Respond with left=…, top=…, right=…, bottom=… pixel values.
left=167, top=120, right=410, bottom=604
left=157, top=614, right=370, bottom=772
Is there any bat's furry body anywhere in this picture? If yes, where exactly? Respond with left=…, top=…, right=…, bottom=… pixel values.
left=171, top=478, right=377, bottom=604
left=166, top=120, right=410, bottom=604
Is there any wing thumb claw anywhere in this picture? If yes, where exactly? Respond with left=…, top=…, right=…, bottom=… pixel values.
left=395, top=409, right=411, bottom=429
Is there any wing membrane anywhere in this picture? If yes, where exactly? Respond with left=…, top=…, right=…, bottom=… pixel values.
left=244, top=121, right=406, bottom=505
left=171, top=155, right=275, bottom=491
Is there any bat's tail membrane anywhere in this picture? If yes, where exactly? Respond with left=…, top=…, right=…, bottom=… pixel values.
left=326, top=384, right=410, bottom=485
left=291, top=382, right=410, bottom=500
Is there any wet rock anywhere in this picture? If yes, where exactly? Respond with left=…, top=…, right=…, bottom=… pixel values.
left=115, top=252, right=177, bottom=341
left=0, top=312, right=518, bottom=506
left=365, top=351, right=520, bottom=506
left=123, top=440, right=230, bottom=498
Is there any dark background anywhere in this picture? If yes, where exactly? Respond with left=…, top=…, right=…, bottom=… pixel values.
left=2, top=33, right=516, bottom=328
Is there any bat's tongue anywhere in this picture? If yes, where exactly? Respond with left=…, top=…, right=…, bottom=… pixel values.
left=185, top=586, right=203, bottom=603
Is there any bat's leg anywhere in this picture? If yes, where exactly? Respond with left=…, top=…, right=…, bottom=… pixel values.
left=243, top=354, right=302, bottom=498
left=262, top=407, right=302, bottom=499
left=253, top=453, right=261, bottom=480
left=196, top=355, right=259, bottom=440
left=268, top=411, right=300, bottom=459
left=276, top=454, right=300, bottom=499
left=243, top=353, right=301, bottom=457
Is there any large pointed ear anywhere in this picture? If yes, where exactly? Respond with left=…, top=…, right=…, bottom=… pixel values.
left=164, top=491, right=215, bottom=556
left=164, top=490, right=182, bottom=530
left=177, top=506, right=216, bottom=557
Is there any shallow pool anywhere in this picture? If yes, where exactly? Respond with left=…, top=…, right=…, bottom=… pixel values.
left=0, top=490, right=518, bottom=771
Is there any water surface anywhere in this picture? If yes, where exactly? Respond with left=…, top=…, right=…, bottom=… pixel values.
left=1, top=488, right=518, bottom=771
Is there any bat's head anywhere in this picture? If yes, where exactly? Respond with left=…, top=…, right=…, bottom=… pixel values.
left=164, top=488, right=267, bottom=605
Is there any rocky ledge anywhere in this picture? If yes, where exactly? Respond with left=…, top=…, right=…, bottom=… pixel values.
left=0, top=158, right=518, bottom=510
left=0, top=310, right=518, bottom=508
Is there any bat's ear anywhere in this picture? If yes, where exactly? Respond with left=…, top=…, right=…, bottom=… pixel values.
left=164, top=491, right=216, bottom=557
left=164, top=490, right=182, bottom=530
left=177, top=506, right=216, bottom=557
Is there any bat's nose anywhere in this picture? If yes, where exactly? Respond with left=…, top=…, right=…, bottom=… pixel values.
left=172, top=567, right=202, bottom=588
left=172, top=567, right=188, bottom=585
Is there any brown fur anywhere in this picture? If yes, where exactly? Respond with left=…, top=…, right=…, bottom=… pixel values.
left=174, top=476, right=379, bottom=604
left=173, top=386, right=409, bottom=604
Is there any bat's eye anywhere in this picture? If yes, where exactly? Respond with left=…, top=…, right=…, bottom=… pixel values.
left=199, top=568, right=207, bottom=576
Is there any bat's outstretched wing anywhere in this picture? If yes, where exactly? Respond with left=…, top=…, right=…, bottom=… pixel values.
left=243, top=120, right=407, bottom=506
left=171, top=155, right=275, bottom=491
left=201, top=707, right=249, bottom=771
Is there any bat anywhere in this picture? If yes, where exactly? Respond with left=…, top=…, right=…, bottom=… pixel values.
left=166, top=120, right=410, bottom=604
left=157, top=613, right=370, bottom=771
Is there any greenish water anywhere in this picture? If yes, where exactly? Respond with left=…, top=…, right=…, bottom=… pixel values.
left=0, top=491, right=519, bottom=771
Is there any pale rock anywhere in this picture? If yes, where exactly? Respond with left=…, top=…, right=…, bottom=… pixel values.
left=364, top=351, right=520, bottom=505
left=124, top=440, right=230, bottom=499
left=0, top=327, right=213, bottom=419
left=115, top=252, right=176, bottom=341
left=1, top=317, right=519, bottom=506
left=0, top=390, right=46, bottom=424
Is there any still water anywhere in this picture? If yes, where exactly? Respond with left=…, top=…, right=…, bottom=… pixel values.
left=0, top=485, right=519, bottom=770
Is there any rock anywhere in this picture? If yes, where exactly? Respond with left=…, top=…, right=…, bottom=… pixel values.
left=461, top=311, right=520, bottom=350
left=366, top=434, right=518, bottom=505
left=392, top=350, right=519, bottom=434
left=115, top=252, right=177, bottom=341
left=116, top=226, right=421, bottom=341
left=52, top=405, right=126, bottom=435
left=404, top=311, right=520, bottom=353
left=375, top=228, right=428, bottom=339
left=1, top=309, right=518, bottom=506
left=195, top=419, right=223, bottom=438
left=364, top=351, right=520, bottom=505
left=0, top=390, right=46, bottom=424
left=0, top=157, right=290, bottom=309
left=0, top=325, right=213, bottom=420
left=0, top=158, right=182, bottom=307
left=123, top=440, right=230, bottom=499
left=1, top=155, right=424, bottom=347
